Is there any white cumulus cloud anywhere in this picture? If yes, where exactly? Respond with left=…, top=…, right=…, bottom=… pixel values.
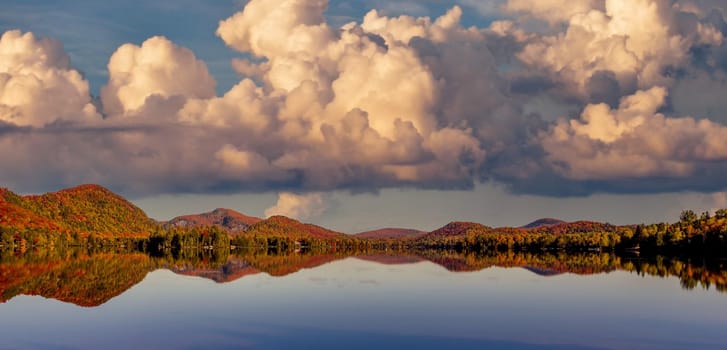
left=101, top=36, right=216, bottom=116
left=541, top=87, right=727, bottom=179
left=265, top=192, right=328, bottom=220
left=517, top=0, right=723, bottom=99
left=0, top=30, right=98, bottom=127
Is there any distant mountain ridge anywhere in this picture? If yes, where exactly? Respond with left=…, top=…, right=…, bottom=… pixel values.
left=354, top=228, right=426, bottom=239
left=164, top=208, right=262, bottom=234
left=1, top=184, right=623, bottom=243
left=521, top=218, right=566, bottom=229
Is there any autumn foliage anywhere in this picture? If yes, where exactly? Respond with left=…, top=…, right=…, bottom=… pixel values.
left=1, top=185, right=156, bottom=245
left=0, top=184, right=726, bottom=257
left=246, top=215, right=345, bottom=239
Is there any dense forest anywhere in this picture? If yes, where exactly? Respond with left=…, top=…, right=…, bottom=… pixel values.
left=416, top=209, right=727, bottom=255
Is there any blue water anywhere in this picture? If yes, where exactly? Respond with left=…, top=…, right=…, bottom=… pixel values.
left=1, top=257, right=726, bottom=350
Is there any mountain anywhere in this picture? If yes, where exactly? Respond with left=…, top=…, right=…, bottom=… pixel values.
left=165, top=208, right=261, bottom=234
left=1, top=184, right=155, bottom=237
left=246, top=215, right=345, bottom=239
left=521, top=218, right=566, bottom=229
left=0, top=183, right=623, bottom=247
left=421, top=219, right=618, bottom=239
left=425, top=221, right=492, bottom=237
left=354, top=228, right=426, bottom=239
left=1, top=184, right=342, bottom=242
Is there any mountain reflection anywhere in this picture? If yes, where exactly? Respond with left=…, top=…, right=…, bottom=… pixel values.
left=1, top=248, right=725, bottom=307
left=0, top=250, right=151, bottom=307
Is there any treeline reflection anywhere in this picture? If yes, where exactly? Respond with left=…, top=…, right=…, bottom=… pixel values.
left=1, top=248, right=725, bottom=307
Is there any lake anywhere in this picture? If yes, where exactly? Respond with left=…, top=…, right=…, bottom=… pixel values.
left=0, top=250, right=726, bottom=350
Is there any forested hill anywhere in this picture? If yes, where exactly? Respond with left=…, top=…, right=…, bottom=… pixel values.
left=0, top=185, right=156, bottom=238
left=424, top=220, right=618, bottom=238
left=164, top=208, right=262, bottom=234
left=245, top=215, right=345, bottom=239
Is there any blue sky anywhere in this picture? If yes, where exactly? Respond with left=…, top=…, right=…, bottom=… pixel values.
left=0, top=0, right=245, bottom=93
left=0, top=0, right=491, bottom=95
left=1, top=0, right=727, bottom=232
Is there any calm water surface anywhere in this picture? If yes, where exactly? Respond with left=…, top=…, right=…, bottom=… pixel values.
left=1, top=254, right=726, bottom=350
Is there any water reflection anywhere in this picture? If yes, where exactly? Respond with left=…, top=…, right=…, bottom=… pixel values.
left=1, top=248, right=725, bottom=307
left=0, top=249, right=151, bottom=307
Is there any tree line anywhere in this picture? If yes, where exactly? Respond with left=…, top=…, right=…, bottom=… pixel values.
left=2, top=209, right=727, bottom=257
left=415, top=210, right=727, bottom=255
